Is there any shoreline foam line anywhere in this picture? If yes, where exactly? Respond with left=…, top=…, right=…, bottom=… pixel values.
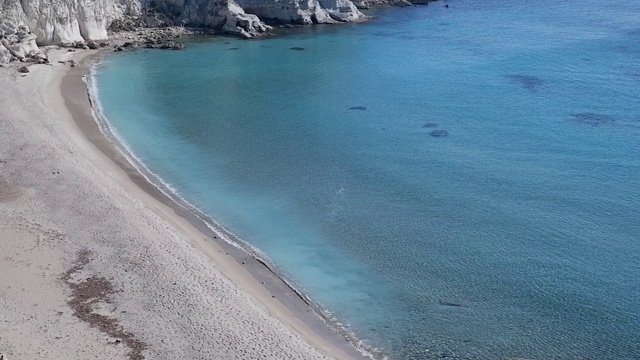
left=72, top=50, right=383, bottom=360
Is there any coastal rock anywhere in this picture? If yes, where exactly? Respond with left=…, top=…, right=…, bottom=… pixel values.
left=57, top=59, right=78, bottom=67
left=217, top=0, right=273, bottom=38
left=30, top=52, right=48, bottom=64
left=353, top=0, right=412, bottom=8
left=86, top=40, right=99, bottom=49
left=18, top=66, right=29, bottom=73
left=109, top=15, right=142, bottom=32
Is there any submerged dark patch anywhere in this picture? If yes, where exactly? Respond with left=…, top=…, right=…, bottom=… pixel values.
left=429, top=130, right=449, bottom=138
left=439, top=298, right=466, bottom=307
left=571, top=112, right=615, bottom=127
left=290, top=47, right=305, bottom=51
left=506, top=74, right=544, bottom=91
left=423, top=123, right=438, bottom=128
left=626, top=72, right=640, bottom=81
left=349, top=106, right=367, bottom=111
left=627, top=28, right=640, bottom=37
left=228, top=47, right=238, bottom=50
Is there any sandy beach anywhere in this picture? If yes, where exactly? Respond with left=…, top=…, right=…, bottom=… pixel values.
left=0, top=47, right=363, bottom=359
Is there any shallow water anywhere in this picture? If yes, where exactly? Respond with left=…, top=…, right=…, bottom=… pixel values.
left=93, top=0, right=640, bottom=358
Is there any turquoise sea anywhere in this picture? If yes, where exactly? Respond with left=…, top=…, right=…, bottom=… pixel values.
left=92, top=0, right=640, bottom=358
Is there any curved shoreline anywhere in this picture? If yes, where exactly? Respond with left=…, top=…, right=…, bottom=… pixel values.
left=63, top=49, right=378, bottom=359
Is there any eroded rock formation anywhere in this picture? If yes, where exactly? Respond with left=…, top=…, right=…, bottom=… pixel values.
left=0, top=0, right=368, bottom=64
left=234, top=0, right=364, bottom=25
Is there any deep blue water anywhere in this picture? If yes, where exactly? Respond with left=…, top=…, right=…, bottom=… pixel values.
left=92, top=1, right=640, bottom=358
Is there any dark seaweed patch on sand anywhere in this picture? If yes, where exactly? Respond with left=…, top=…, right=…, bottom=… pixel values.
left=63, top=250, right=147, bottom=360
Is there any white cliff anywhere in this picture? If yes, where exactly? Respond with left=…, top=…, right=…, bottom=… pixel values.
left=0, top=0, right=365, bottom=64
left=233, top=0, right=365, bottom=25
left=148, top=0, right=271, bottom=38
left=0, top=0, right=139, bottom=45
left=218, top=1, right=272, bottom=38
left=0, top=0, right=135, bottom=62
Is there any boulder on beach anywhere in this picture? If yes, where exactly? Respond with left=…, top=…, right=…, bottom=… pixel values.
left=57, top=60, right=77, bottom=67
left=86, top=40, right=98, bottom=49
left=31, top=53, right=48, bottom=64
left=18, top=66, right=29, bottom=73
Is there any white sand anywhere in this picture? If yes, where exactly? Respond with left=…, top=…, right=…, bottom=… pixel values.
left=0, top=49, right=360, bottom=360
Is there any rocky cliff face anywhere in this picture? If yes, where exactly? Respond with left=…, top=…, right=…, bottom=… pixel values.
left=0, top=0, right=133, bottom=62
left=0, top=0, right=365, bottom=63
left=234, top=0, right=364, bottom=25
left=143, top=0, right=272, bottom=38
left=0, top=0, right=138, bottom=45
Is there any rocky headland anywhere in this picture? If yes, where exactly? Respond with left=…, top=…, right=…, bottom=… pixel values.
left=0, top=0, right=438, bottom=65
